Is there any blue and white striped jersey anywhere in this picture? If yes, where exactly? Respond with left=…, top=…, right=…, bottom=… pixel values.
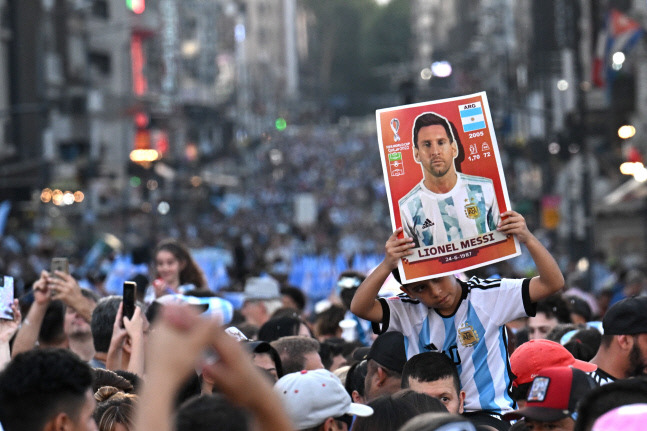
left=399, top=173, right=500, bottom=248
left=377, top=276, right=535, bottom=414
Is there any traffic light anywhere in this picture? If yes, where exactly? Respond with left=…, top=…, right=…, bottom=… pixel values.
left=275, top=117, right=287, bottom=131
left=126, top=0, right=145, bottom=14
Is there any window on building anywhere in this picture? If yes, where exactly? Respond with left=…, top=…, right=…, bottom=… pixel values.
left=91, top=0, right=109, bottom=19
left=88, top=51, right=111, bottom=75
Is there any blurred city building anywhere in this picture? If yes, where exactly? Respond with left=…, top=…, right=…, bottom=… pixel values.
left=0, top=0, right=647, bottom=290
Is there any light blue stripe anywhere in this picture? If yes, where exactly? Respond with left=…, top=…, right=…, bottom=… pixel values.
left=466, top=302, right=497, bottom=411
left=442, top=317, right=461, bottom=378
left=498, top=326, right=514, bottom=409
left=418, top=315, right=431, bottom=353
left=462, top=121, right=486, bottom=132
left=460, top=107, right=483, bottom=118
left=403, top=334, right=410, bottom=357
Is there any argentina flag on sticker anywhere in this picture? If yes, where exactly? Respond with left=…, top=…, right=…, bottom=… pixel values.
left=458, top=102, right=486, bottom=132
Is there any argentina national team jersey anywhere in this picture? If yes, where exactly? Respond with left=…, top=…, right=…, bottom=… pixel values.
left=377, top=276, right=535, bottom=414
left=399, top=173, right=500, bottom=248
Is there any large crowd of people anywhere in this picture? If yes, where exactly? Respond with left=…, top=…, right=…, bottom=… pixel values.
left=0, top=121, right=645, bottom=430
left=1, top=207, right=647, bottom=431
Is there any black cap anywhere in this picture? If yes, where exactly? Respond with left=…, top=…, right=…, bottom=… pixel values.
left=603, top=296, right=647, bottom=335
left=246, top=340, right=272, bottom=354
left=366, top=331, right=407, bottom=374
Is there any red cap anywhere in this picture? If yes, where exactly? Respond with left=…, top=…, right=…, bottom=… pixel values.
left=503, top=366, right=596, bottom=422
left=510, top=339, right=597, bottom=386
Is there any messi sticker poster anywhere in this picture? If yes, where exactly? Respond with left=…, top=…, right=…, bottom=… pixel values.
left=376, top=92, right=520, bottom=283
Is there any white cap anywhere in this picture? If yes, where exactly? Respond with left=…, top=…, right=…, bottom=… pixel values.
left=274, top=369, right=373, bottom=429
left=243, top=276, right=281, bottom=300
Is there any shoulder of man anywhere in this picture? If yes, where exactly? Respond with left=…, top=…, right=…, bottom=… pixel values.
left=459, top=173, right=494, bottom=185
left=399, top=183, right=424, bottom=205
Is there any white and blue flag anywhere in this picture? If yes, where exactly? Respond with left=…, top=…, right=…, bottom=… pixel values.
left=458, top=102, right=486, bottom=132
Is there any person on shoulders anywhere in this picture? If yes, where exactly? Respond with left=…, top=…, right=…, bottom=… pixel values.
left=351, top=210, right=564, bottom=421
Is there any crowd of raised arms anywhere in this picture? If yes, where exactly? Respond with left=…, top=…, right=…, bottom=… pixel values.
left=1, top=219, right=647, bottom=431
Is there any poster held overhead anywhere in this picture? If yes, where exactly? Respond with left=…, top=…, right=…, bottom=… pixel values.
left=376, top=92, right=520, bottom=283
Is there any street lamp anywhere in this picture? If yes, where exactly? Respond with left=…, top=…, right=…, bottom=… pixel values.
left=618, top=125, right=636, bottom=139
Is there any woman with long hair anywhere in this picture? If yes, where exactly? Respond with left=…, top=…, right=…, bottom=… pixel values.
left=146, top=239, right=208, bottom=301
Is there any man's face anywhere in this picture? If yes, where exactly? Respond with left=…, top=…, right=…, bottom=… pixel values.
left=527, top=312, right=558, bottom=340
left=71, top=389, right=98, bottom=431
left=407, top=376, right=465, bottom=414
left=64, top=306, right=92, bottom=337
left=414, top=125, right=457, bottom=179
left=253, top=352, right=279, bottom=382
left=401, top=276, right=461, bottom=314
left=524, top=417, right=575, bottom=431
left=628, top=333, right=647, bottom=377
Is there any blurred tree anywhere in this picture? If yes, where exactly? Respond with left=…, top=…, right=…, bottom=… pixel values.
left=302, top=0, right=411, bottom=115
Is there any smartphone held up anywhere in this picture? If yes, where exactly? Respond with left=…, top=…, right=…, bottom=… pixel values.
left=0, top=275, right=14, bottom=320
left=122, top=281, right=136, bottom=323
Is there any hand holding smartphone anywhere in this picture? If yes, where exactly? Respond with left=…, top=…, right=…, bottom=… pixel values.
left=50, top=257, right=69, bottom=279
left=0, top=275, right=14, bottom=320
left=122, top=281, right=136, bottom=324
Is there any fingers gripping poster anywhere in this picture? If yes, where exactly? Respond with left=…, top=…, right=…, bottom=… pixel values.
left=376, top=92, right=520, bottom=283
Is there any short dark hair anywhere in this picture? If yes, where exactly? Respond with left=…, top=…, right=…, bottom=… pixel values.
left=39, top=300, right=66, bottom=345
left=0, top=348, right=93, bottom=431
left=535, top=294, right=571, bottom=323
left=91, top=296, right=122, bottom=353
left=258, top=316, right=305, bottom=342
left=401, top=352, right=460, bottom=395
left=315, top=305, right=346, bottom=339
left=175, top=394, right=249, bottom=431
left=574, top=377, right=647, bottom=431
left=271, top=336, right=320, bottom=374
left=319, top=339, right=346, bottom=370
left=352, top=390, right=447, bottom=431
left=280, top=286, right=306, bottom=311
left=413, top=112, right=456, bottom=148
left=398, top=412, right=474, bottom=431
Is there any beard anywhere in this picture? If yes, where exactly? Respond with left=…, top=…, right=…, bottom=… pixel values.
left=427, top=161, right=453, bottom=178
left=629, top=342, right=647, bottom=377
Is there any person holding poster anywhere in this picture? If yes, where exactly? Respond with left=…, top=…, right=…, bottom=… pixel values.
left=399, top=112, right=500, bottom=248
left=350, top=211, right=565, bottom=428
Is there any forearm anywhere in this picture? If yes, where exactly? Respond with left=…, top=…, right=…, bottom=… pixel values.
left=11, top=305, right=47, bottom=357
left=105, top=338, right=124, bottom=371
left=127, top=336, right=145, bottom=376
left=134, top=371, right=182, bottom=431
left=73, top=296, right=95, bottom=324
left=0, top=342, right=10, bottom=370
left=350, top=261, right=389, bottom=321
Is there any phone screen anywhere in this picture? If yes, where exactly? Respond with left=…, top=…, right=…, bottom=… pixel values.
left=0, top=275, right=14, bottom=320
left=122, top=281, right=136, bottom=322
left=51, top=257, right=69, bottom=279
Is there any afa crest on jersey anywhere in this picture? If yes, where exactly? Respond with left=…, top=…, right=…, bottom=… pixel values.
left=458, top=322, right=480, bottom=347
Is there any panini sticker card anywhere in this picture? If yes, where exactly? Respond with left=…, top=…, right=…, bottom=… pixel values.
left=376, top=92, right=520, bottom=283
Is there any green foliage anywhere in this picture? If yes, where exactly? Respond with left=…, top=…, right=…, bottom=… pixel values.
left=301, top=0, right=411, bottom=111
